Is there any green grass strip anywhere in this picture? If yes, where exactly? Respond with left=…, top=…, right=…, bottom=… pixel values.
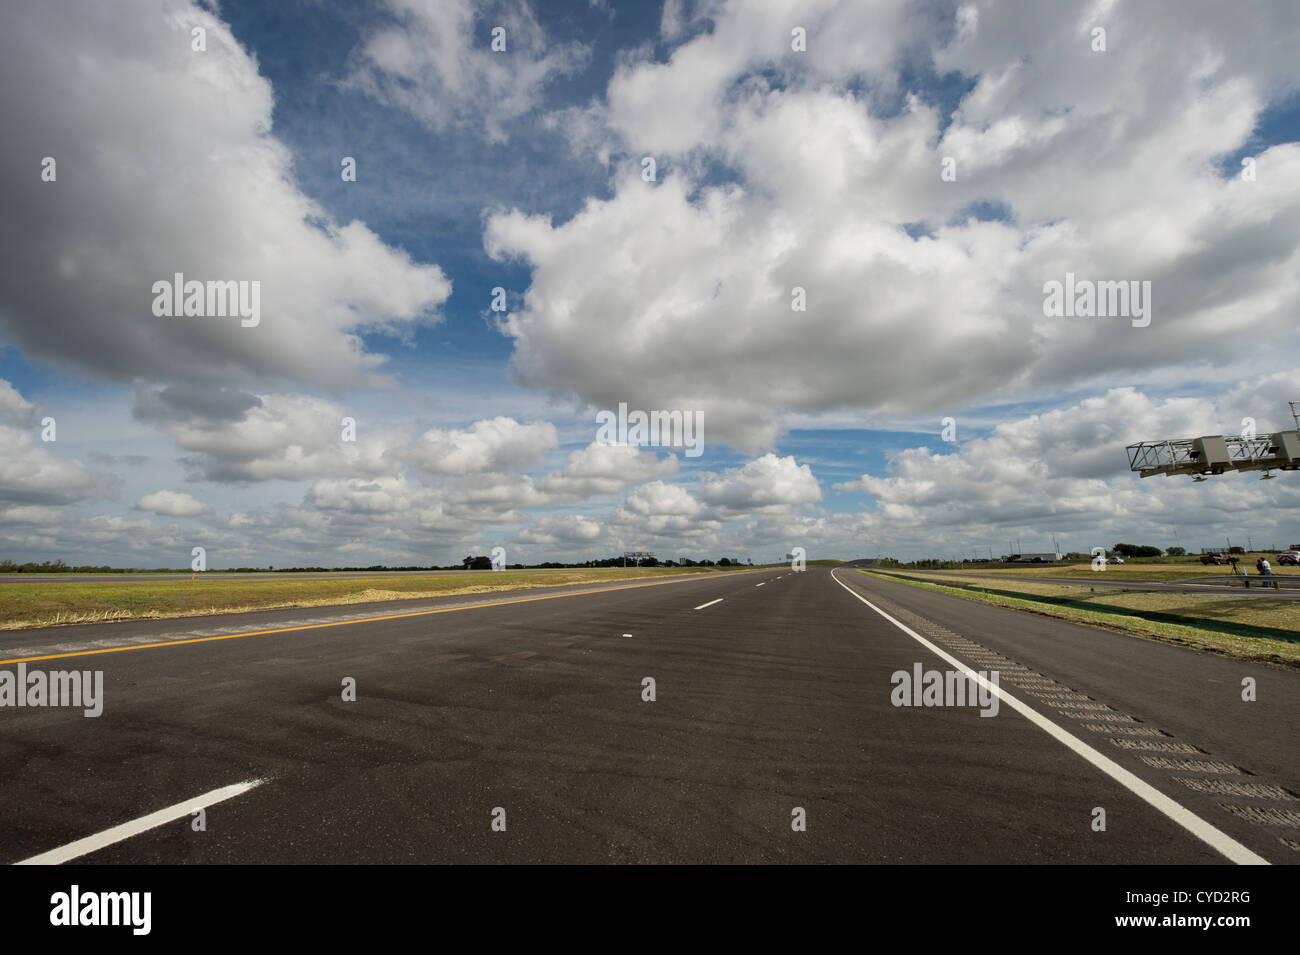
left=868, top=570, right=1300, bottom=645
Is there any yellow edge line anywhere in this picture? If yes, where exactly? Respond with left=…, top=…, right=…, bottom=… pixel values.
left=0, top=572, right=758, bottom=666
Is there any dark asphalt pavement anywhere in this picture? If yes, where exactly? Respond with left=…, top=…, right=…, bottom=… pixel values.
left=1, top=567, right=1295, bottom=864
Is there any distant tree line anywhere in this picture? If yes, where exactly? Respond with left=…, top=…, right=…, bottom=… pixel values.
left=0, top=559, right=122, bottom=573
left=461, top=555, right=751, bottom=569
left=0, top=556, right=759, bottom=573
left=1110, top=543, right=1164, bottom=558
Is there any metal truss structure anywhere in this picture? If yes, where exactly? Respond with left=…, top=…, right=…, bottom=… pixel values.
left=1126, top=402, right=1300, bottom=480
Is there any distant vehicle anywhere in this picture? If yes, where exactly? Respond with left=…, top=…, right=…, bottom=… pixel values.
left=1277, top=553, right=1299, bottom=566
left=1201, top=554, right=1226, bottom=565
left=1013, top=552, right=1062, bottom=563
left=1110, top=556, right=1124, bottom=564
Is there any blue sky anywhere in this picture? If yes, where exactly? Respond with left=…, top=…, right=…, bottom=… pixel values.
left=1, top=0, right=1298, bottom=567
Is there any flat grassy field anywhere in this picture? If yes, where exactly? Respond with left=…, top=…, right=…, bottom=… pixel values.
left=920, top=560, right=1299, bottom=581
left=0, top=566, right=738, bottom=631
left=862, top=568, right=1300, bottom=668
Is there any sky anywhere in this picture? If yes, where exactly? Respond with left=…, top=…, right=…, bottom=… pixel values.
left=1, top=0, right=1298, bottom=568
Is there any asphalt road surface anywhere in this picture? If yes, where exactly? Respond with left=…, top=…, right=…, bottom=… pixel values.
left=2, top=567, right=1296, bottom=864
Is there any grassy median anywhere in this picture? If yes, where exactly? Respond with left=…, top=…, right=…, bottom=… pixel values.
left=915, top=560, right=1300, bottom=581
left=0, top=567, right=738, bottom=631
left=861, top=568, right=1300, bottom=668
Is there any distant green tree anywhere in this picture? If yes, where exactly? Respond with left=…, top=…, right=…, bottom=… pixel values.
left=1112, top=543, right=1162, bottom=558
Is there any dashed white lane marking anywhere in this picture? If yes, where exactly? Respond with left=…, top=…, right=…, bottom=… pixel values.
left=829, top=569, right=1269, bottom=866
left=694, top=599, right=724, bottom=610
left=14, top=779, right=266, bottom=865
left=755, top=582, right=766, bottom=587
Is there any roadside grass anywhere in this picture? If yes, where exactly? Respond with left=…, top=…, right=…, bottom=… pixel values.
left=0, top=566, right=734, bottom=631
left=921, top=561, right=1300, bottom=581
left=861, top=569, right=1300, bottom=668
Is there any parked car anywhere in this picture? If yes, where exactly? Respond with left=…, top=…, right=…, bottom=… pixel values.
left=1277, top=553, right=1299, bottom=566
left=1201, top=554, right=1225, bottom=565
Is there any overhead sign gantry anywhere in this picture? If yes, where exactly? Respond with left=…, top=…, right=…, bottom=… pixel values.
left=1126, top=402, right=1300, bottom=480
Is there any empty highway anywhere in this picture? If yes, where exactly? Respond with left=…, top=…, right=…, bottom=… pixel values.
left=1, top=567, right=1296, bottom=864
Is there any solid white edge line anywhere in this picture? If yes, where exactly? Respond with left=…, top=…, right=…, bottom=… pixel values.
left=694, top=599, right=724, bottom=610
left=829, top=569, right=1269, bottom=866
left=14, top=779, right=267, bottom=865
